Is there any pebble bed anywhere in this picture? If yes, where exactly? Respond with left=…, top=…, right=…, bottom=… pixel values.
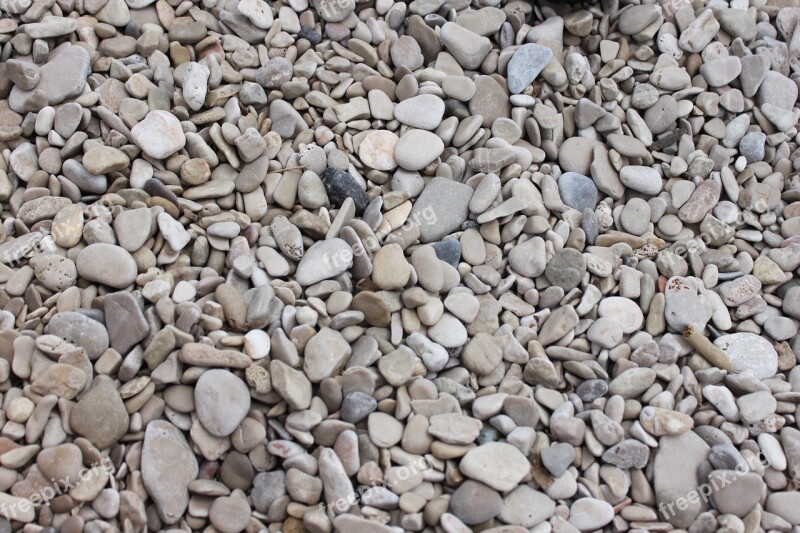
left=0, top=0, right=799, bottom=531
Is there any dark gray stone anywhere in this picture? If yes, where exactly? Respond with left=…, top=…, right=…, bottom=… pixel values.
left=545, top=248, right=587, bottom=291
left=540, top=443, right=576, bottom=478
left=323, top=167, right=369, bottom=214
left=340, top=391, right=377, bottom=423
left=558, top=172, right=598, bottom=213
left=432, top=239, right=461, bottom=267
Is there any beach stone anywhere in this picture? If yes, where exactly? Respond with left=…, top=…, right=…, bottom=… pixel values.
left=499, top=485, right=556, bottom=527
left=507, top=43, right=553, bottom=94
left=569, top=499, right=614, bottom=531
left=439, top=22, right=492, bottom=69
left=131, top=110, right=186, bottom=160
left=710, top=471, right=764, bottom=517
left=714, top=333, right=778, bottom=379
left=8, top=46, right=91, bottom=112
left=359, top=131, right=398, bottom=171
left=195, top=369, right=250, bottom=437
left=70, top=375, right=130, bottom=450
left=508, top=237, right=546, bottom=278
left=76, top=244, right=138, bottom=289
left=620, top=166, right=662, bottom=195
left=141, top=421, right=199, bottom=524
left=295, top=239, right=353, bottom=286
left=394, top=95, right=444, bottom=129
left=395, top=129, right=445, bottom=171
left=459, top=442, right=530, bottom=492
left=450, top=481, right=502, bottom=525
left=82, top=146, right=130, bottom=174
left=209, top=496, right=251, bottom=533
left=654, top=431, right=710, bottom=527
left=37, top=443, right=83, bottom=484
left=541, top=443, right=576, bottom=477
left=470, top=76, right=510, bottom=127
left=323, top=168, right=368, bottom=214
left=104, top=291, right=149, bottom=354
left=757, top=71, right=799, bottom=110
left=767, top=492, right=800, bottom=525
left=304, top=328, right=351, bottom=382
left=545, top=248, right=586, bottom=291
left=700, top=56, right=741, bottom=87
left=597, top=297, right=643, bottom=333
left=558, top=172, right=598, bottom=212
left=33, top=254, right=77, bottom=291
left=679, top=9, right=719, bottom=53
left=410, top=177, right=473, bottom=243
left=45, top=311, right=109, bottom=359
left=664, top=276, right=708, bottom=331
left=372, top=244, right=411, bottom=290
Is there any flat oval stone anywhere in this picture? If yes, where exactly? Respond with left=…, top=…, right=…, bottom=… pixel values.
left=394, top=129, right=444, bottom=171
left=545, top=248, right=587, bottom=291
left=359, top=130, right=399, bottom=171
left=558, top=172, right=598, bottom=212
left=714, top=332, right=779, bottom=379
left=76, top=243, right=138, bottom=289
left=141, top=421, right=199, bottom=524
left=194, top=369, right=251, bottom=437
left=597, top=297, right=643, bottom=333
left=394, top=94, right=445, bottom=130
left=45, top=311, right=109, bottom=359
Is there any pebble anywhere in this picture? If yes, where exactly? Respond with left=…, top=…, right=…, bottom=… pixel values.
left=459, top=442, right=530, bottom=492
left=714, top=333, right=779, bottom=379
left=394, top=129, right=445, bottom=171
left=410, top=177, right=473, bottom=243
left=507, top=43, right=553, bottom=94
left=76, top=243, right=138, bottom=289
left=194, top=369, right=251, bottom=437
left=141, top=421, right=199, bottom=524
left=130, top=110, right=186, bottom=160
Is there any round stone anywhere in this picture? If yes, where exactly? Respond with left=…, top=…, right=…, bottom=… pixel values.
left=359, top=130, right=399, bottom=170
left=394, top=130, right=444, bottom=171
left=130, top=110, right=186, bottom=160
left=450, top=480, right=502, bottom=525
left=76, top=243, right=138, bottom=289
left=194, top=369, right=251, bottom=437
left=713, top=333, right=779, bottom=379
left=545, top=248, right=587, bottom=291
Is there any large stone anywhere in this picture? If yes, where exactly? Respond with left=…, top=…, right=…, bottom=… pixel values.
left=45, top=311, right=109, bottom=359
left=459, top=442, right=530, bottom=492
left=409, top=177, right=474, bottom=243
left=76, top=243, right=138, bottom=289
left=8, top=45, right=91, bottom=113
left=70, top=375, right=130, bottom=450
left=194, top=369, right=251, bottom=437
left=507, top=43, right=553, bottom=94
left=104, top=292, right=149, bottom=354
left=141, top=421, right=199, bottom=524
left=654, top=431, right=710, bottom=528
left=131, top=110, right=186, bottom=159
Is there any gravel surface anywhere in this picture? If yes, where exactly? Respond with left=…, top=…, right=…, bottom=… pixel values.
left=0, top=0, right=799, bottom=531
